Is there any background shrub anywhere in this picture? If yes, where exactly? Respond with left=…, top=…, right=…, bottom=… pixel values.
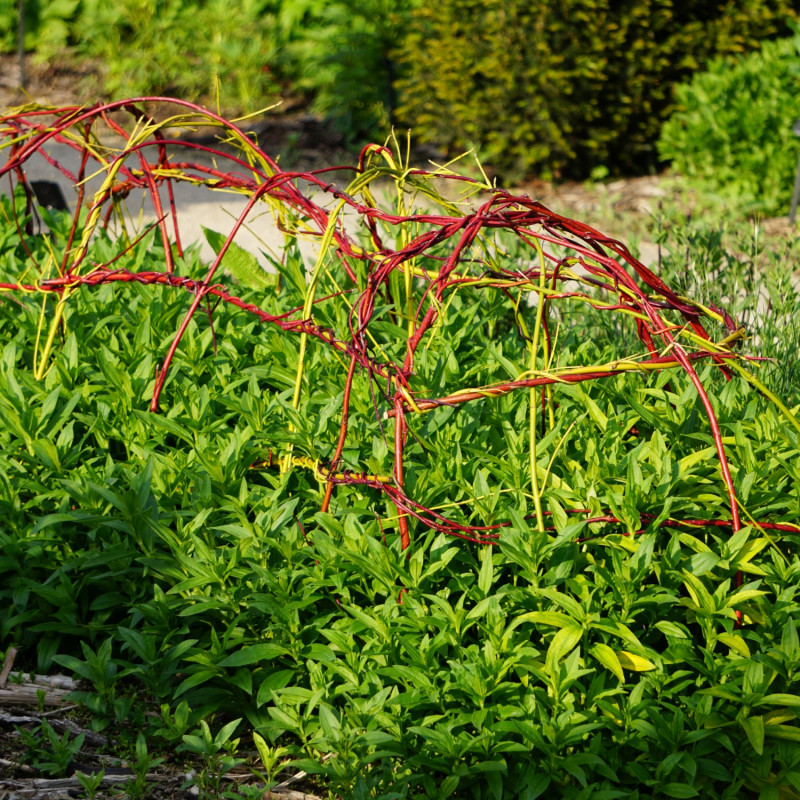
left=74, top=0, right=282, bottom=111
left=0, top=0, right=77, bottom=55
left=280, top=0, right=418, bottom=143
left=658, top=29, right=800, bottom=216
left=394, top=0, right=799, bottom=182
left=0, top=0, right=418, bottom=138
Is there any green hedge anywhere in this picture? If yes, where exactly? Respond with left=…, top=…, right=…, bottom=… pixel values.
left=658, top=30, right=800, bottom=215
left=394, top=0, right=800, bottom=182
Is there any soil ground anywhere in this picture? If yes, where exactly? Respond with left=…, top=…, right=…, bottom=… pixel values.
left=0, top=674, right=323, bottom=800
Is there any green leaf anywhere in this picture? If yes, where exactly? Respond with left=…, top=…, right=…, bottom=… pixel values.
left=688, top=551, right=719, bottom=575
left=573, top=385, right=607, bottom=431
left=52, top=654, right=94, bottom=683
left=440, top=775, right=460, bottom=796
left=741, top=715, right=765, bottom=755
left=176, top=669, right=218, bottom=697
left=655, top=621, right=690, bottom=639
left=764, top=724, right=800, bottom=742
left=782, top=618, right=800, bottom=660
left=516, top=611, right=576, bottom=629
left=214, top=718, right=242, bottom=747
left=344, top=604, right=391, bottom=642
left=591, top=642, right=624, bottom=681
left=467, top=596, right=498, bottom=620
left=220, top=643, right=289, bottom=667
left=661, top=783, right=699, bottom=798
left=759, top=694, right=800, bottom=708
left=32, top=439, right=61, bottom=470
left=319, top=703, right=340, bottom=739
left=202, top=227, right=272, bottom=290
left=256, top=670, right=294, bottom=707
left=525, top=773, right=551, bottom=800
left=616, top=651, right=656, bottom=672
left=785, top=771, right=800, bottom=792
left=545, top=626, right=582, bottom=674
left=478, top=547, right=494, bottom=596
left=132, top=410, right=194, bottom=447
left=252, top=731, right=271, bottom=767
left=726, top=588, right=767, bottom=606
left=676, top=446, right=716, bottom=476
left=681, top=571, right=716, bottom=613
left=536, top=588, right=585, bottom=621
left=717, top=633, right=750, bottom=658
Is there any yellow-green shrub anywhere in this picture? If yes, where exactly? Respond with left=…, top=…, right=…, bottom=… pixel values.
left=394, top=0, right=798, bottom=181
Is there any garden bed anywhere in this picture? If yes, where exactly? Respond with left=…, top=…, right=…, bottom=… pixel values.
left=1, top=98, right=799, bottom=800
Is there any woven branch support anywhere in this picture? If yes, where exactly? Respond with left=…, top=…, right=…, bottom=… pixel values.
left=2, top=98, right=791, bottom=556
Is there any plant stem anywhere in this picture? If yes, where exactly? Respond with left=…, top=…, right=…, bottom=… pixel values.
left=283, top=198, right=346, bottom=472
left=528, top=240, right=548, bottom=534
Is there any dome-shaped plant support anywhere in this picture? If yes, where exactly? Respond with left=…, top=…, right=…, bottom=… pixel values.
left=1, top=98, right=798, bottom=581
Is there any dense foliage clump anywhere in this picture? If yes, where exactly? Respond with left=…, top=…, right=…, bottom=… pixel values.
left=0, top=0, right=281, bottom=110
left=0, top=0, right=416, bottom=140
left=395, top=0, right=799, bottom=181
left=659, top=28, right=800, bottom=216
left=1, top=102, right=800, bottom=799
